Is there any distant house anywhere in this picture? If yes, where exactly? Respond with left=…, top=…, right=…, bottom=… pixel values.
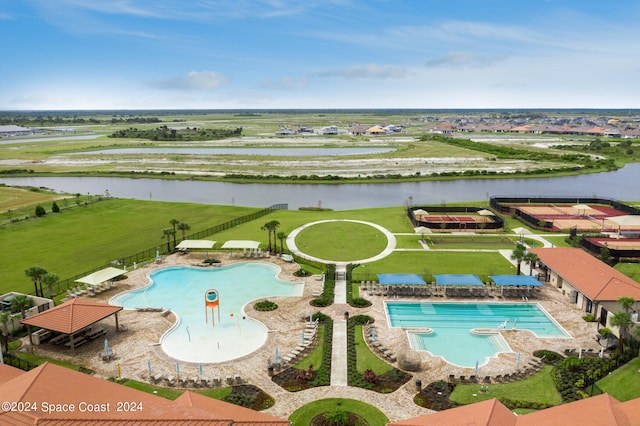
left=428, top=123, right=456, bottom=135
left=318, top=125, right=339, bottom=135
left=275, top=127, right=296, bottom=136
left=529, top=247, right=640, bottom=330
left=349, top=125, right=368, bottom=136
left=0, top=125, right=33, bottom=137
left=366, top=125, right=387, bottom=135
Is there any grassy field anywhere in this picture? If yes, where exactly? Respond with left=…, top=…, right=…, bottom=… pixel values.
left=288, top=398, right=389, bottom=426
left=596, top=355, right=640, bottom=401
left=426, top=234, right=517, bottom=249
left=295, top=221, right=388, bottom=261
left=449, top=365, right=562, bottom=406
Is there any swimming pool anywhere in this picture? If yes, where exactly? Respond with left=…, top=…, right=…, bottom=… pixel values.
left=110, top=263, right=303, bottom=363
left=386, top=302, right=570, bottom=368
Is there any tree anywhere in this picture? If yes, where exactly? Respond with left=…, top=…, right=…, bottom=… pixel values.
left=269, top=220, right=280, bottom=253
left=10, top=294, right=34, bottom=319
left=169, top=219, right=180, bottom=247
left=42, top=273, right=59, bottom=299
left=35, top=205, right=46, bottom=217
left=610, top=297, right=636, bottom=354
left=277, top=231, right=287, bottom=255
left=177, top=222, right=191, bottom=241
left=261, top=220, right=279, bottom=252
left=523, top=252, right=539, bottom=276
left=0, top=311, right=11, bottom=356
left=161, top=227, right=176, bottom=252
left=510, top=243, right=527, bottom=275
left=25, top=266, right=48, bottom=298
left=51, top=201, right=60, bottom=213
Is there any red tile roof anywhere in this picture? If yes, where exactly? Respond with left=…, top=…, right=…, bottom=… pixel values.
left=388, top=398, right=516, bottom=426
left=175, top=391, right=290, bottom=425
left=0, top=363, right=25, bottom=385
left=20, top=298, right=123, bottom=334
left=529, top=248, right=640, bottom=301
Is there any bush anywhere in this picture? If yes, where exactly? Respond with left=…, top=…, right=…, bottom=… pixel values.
left=51, top=201, right=60, bottom=213
left=533, top=349, right=563, bottom=364
left=35, top=205, right=46, bottom=217
left=254, top=300, right=278, bottom=311
left=293, top=268, right=310, bottom=277
left=203, top=258, right=220, bottom=264
left=582, top=313, right=595, bottom=322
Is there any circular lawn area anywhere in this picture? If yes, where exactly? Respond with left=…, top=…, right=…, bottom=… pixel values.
left=294, top=221, right=388, bottom=262
left=289, top=398, right=389, bottom=426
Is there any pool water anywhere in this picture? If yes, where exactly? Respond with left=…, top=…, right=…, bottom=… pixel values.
left=110, top=263, right=303, bottom=363
left=386, top=302, right=570, bottom=368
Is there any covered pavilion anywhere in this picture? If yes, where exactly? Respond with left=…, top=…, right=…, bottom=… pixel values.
left=175, top=239, right=216, bottom=255
left=434, top=274, right=484, bottom=286
left=490, top=275, right=543, bottom=297
left=220, top=240, right=261, bottom=256
left=20, top=298, right=123, bottom=351
left=75, top=266, right=127, bottom=293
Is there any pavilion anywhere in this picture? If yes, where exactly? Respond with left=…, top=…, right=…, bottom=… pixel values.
left=175, top=239, right=216, bottom=255
left=220, top=240, right=261, bottom=256
left=20, top=298, right=123, bottom=351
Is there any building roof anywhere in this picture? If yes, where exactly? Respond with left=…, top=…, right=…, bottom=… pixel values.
left=0, top=363, right=291, bottom=425
left=0, top=363, right=231, bottom=425
left=20, top=298, right=122, bottom=334
left=220, top=240, right=260, bottom=250
left=390, top=394, right=640, bottom=426
left=175, top=391, right=290, bottom=425
left=529, top=248, right=640, bottom=301
left=388, top=398, right=516, bottom=426
left=175, top=240, right=216, bottom=250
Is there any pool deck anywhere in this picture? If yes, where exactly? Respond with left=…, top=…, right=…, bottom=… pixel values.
left=22, top=252, right=604, bottom=423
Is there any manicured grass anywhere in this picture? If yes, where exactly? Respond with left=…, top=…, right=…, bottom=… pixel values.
left=0, top=198, right=259, bottom=294
left=354, top=325, right=394, bottom=375
left=288, top=398, right=389, bottom=426
left=295, top=326, right=325, bottom=371
left=352, top=251, right=516, bottom=282
left=615, top=262, right=640, bottom=282
left=295, top=221, right=388, bottom=261
left=0, top=186, right=67, bottom=217
left=427, top=234, right=516, bottom=249
left=122, top=379, right=185, bottom=400
left=596, top=356, right=640, bottom=401
left=449, top=365, right=562, bottom=406
left=394, top=234, right=424, bottom=249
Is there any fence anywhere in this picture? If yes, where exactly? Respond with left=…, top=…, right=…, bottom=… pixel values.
left=3, top=353, right=39, bottom=371
left=48, top=203, right=288, bottom=298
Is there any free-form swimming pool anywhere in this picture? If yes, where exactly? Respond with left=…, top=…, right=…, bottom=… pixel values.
left=110, top=263, right=303, bottom=363
left=386, top=302, right=570, bottom=368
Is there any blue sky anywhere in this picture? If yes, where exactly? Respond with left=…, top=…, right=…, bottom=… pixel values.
left=1, top=0, right=639, bottom=110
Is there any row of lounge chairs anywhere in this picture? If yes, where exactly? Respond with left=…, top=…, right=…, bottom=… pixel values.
left=361, top=283, right=539, bottom=299
left=363, top=323, right=396, bottom=362
left=65, top=282, right=115, bottom=300
left=151, top=373, right=242, bottom=388
left=279, top=320, right=319, bottom=366
left=447, top=359, right=545, bottom=384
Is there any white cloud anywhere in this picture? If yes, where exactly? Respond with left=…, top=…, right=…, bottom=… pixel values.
left=259, top=76, right=310, bottom=90
left=317, top=64, right=407, bottom=79
left=425, top=51, right=507, bottom=68
left=147, top=71, right=229, bottom=91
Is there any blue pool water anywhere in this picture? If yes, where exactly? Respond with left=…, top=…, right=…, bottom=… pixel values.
left=386, top=302, right=570, bottom=367
left=110, top=263, right=303, bottom=363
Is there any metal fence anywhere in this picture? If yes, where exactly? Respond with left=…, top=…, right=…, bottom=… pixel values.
left=48, top=203, right=288, bottom=298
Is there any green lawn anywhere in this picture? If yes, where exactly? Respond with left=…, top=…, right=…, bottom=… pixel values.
left=295, top=326, right=325, bottom=371
left=450, top=365, right=562, bottom=406
left=295, top=221, right=388, bottom=261
left=288, top=398, right=389, bottom=426
left=0, top=198, right=259, bottom=294
left=354, top=325, right=394, bottom=375
left=352, top=251, right=516, bottom=282
left=615, top=263, right=640, bottom=283
left=596, top=356, right=640, bottom=401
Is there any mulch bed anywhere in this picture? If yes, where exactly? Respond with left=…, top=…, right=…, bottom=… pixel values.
left=413, top=381, right=459, bottom=411
left=310, top=412, right=369, bottom=425
left=272, top=367, right=319, bottom=392
left=225, top=384, right=274, bottom=411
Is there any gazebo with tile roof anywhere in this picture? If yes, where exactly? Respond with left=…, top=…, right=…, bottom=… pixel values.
left=20, top=298, right=123, bottom=351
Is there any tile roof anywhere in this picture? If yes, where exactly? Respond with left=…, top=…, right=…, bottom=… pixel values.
left=0, top=363, right=25, bottom=385
left=388, top=398, right=516, bottom=426
left=175, top=391, right=290, bottom=425
left=529, top=248, right=640, bottom=301
left=0, top=363, right=231, bottom=425
left=20, top=298, right=123, bottom=334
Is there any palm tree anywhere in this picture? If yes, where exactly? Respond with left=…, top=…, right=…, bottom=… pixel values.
left=161, top=227, right=176, bottom=252
left=25, top=266, right=48, bottom=297
left=0, top=311, right=11, bottom=356
left=510, top=243, right=527, bottom=275
left=523, top=252, right=539, bottom=276
left=261, top=221, right=278, bottom=252
left=169, top=219, right=180, bottom=247
left=177, top=222, right=191, bottom=241
left=270, top=220, right=280, bottom=253
left=42, top=273, right=59, bottom=299
left=277, top=231, right=287, bottom=255
left=610, top=297, right=636, bottom=354
left=10, top=295, right=34, bottom=319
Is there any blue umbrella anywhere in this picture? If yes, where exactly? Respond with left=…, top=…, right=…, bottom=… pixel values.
left=104, top=339, right=110, bottom=355
left=371, top=329, right=376, bottom=342
left=474, top=360, right=479, bottom=375
left=275, top=347, right=280, bottom=364
left=147, top=359, right=151, bottom=375
left=516, top=352, right=521, bottom=369
left=301, top=330, right=305, bottom=343
left=199, top=362, right=203, bottom=377
left=176, top=360, right=180, bottom=374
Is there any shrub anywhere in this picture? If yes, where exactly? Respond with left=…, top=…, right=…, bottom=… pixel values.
left=51, top=201, right=60, bottom=213
left=203, top=258, right=220, bottom=264
left=293, top=268, right=310, bottom=277
left=254, top=300, right=278, bottom=311
left=582, top=313, right=595, bottom=322
left=533, top=349, right=563, bottom=364
left=363, top=369, right=380, bottom=385
left=35, top=205, right=46, bottom=217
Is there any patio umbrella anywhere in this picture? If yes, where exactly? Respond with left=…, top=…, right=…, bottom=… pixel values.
left=516, top=352, right=521, bottom=370
left=371, top=329, right=376, bottom=342
left=104, top=339, right=110, bottom=356
left=275, top=347, right=280, bottom=364
left=176, top=360, right=180, bottom=375
left=474, top=360, right=479, bottom=375
left=578, top=348, right=582, bottom=359
left=147, top=359, right=151, bottom=375
left=199, top=363, right=203, bottom=377
left=599, top=348, right=604, bottom=358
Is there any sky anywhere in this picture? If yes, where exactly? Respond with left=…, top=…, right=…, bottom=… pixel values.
left=1, top=0, right=640, bottom=110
